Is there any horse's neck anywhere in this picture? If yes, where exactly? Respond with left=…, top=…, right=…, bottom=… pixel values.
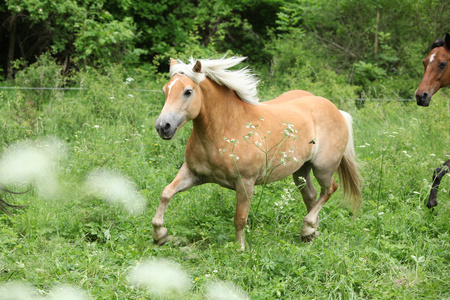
left=192, top=79, right=251, bottom=143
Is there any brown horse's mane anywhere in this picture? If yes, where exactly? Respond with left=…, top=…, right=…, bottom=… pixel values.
left=430, top=38, right=445, bottom=50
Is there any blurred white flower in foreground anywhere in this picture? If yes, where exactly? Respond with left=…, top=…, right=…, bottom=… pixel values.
left=0, top=281, right=36, bottom=300
left=85, top=169, right=146, bottom=214
left=47, top=284, right=89, bottom=300
left=0, top=137, right=67, bottom=198
left=206, top=282, right=249, bottom=300
left=0, top=282, right=88, bottom=300
left=129, top=259, right=191, bottom=297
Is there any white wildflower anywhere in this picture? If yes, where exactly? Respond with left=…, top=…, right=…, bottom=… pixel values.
left=206, top=282, right=249, bottom=300
left=129, top=259, right=191, bottom=297
left=85, top=169, right=146, bottom=214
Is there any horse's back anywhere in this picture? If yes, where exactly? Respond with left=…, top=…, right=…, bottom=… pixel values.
left=264, top=94, right=343, bottom=119
left=264, top=90, right=314, bottom=105
left=260, top=94, right=349, bottom=150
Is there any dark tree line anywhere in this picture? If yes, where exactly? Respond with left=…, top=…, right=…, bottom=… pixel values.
left=0, top=0, right=449, bottom=86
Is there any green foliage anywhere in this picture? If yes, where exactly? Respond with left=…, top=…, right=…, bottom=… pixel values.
left=353, top=61, right=387, bottom=87
left=0, top=65, right=449, bottom=298
left=260, top=31, right=358, bottom=103
left=3, top=0, right=145, bottom=69
left=74, top=16, right=146, bottom=66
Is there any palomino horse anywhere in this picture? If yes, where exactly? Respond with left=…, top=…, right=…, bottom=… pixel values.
left=152, top=56, right=362, bottom=250
left=415, top=33, right=450, bottom=210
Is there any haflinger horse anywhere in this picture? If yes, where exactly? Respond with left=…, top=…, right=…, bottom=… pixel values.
left=152, top=56, right=362, bottom=251
left=415, top=33, right=450, bottom=210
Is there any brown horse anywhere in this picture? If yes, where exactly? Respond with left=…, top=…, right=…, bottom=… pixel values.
left=415, top=33, right=450, bottom=106
left=0, top=185, right=29, bottom=215
left=152, top=56, right=362, bottom=250
left=415, top=33, right=450, bottom=210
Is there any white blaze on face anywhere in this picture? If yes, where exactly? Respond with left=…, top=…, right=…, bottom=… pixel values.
left=429, top=53, right=436, bottom=64
left=167, top=77, right=179, bottom=96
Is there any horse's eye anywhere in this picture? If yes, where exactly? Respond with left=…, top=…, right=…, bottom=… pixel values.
left=439, top=62, right=447, bottom=69
left=184, top=89, right=193, bottom=97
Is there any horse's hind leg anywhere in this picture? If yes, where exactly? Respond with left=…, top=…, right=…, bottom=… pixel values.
left=152, top=163, right=201, bottom=245
left=300, top=167, right=338, bottom=242
left=293, top=162, right=317, bottom=216
left=428, top=159, right=450, bottom=210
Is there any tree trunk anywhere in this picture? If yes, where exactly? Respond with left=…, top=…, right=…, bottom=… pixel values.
left=7, top=15, right=17, bottom=81
left=374, top=8, right=380, bottom=56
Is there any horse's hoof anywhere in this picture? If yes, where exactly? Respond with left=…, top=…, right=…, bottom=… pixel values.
left=152, top=227, right=169, bottom=246
left=301, top=231, right=319, bottom=243
left=426, top=200, right=437, bottom=209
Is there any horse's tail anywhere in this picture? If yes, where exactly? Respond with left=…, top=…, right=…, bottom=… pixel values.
left=337, top=111, right=362, bottom=214
left=0, top=185, right=30, bottom=215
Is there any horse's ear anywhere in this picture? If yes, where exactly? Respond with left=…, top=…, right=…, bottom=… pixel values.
left=170, top=58, right=178, bottom=67
left=193, top=60, right=202, bottom=73
left=445, top=33, right=450, bottom=51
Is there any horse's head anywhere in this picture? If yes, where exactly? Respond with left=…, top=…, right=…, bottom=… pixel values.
left=415, top=33, right=450, bottom=106
left=155, top=59, right=203, bottom=140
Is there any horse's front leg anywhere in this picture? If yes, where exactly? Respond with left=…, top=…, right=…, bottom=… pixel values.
left=152, top=163, right=201, bottom=245
left=427, top=159, right=450, bottom=210
left=234, top=180, right=254, bottom=251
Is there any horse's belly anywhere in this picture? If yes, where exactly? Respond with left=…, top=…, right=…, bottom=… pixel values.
left=254, top=159, right=305, bottom=185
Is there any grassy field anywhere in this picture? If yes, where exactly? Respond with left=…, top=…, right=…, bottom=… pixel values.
left=0, top=65, right=449, bottom=299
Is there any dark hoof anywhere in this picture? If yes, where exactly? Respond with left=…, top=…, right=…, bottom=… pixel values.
left=301, top=231, right=319, bottom=243
left=426, top=200, right=437, bottom=209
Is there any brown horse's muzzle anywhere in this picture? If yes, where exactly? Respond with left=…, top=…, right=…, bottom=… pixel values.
left=155, top=112, right=185, bottom=140
left=415, top=91, right=432, bottom=107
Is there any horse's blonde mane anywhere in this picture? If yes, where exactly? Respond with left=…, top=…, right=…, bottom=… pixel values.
left=170, top=56, right=260, bottom=104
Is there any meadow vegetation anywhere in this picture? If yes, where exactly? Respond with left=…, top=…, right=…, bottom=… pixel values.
left=0, top=52, right=449, bottom=299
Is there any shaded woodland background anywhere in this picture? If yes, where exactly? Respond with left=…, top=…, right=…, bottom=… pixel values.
left=1, top=0, right=449, bottom=99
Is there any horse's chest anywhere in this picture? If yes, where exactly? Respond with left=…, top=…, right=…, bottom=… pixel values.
left=185, top=147, right=238, bottom=188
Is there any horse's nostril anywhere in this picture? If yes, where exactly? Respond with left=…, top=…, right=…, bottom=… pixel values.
left=421, top=92, right=428, bottom=99
left=163, top=123, right=171, bottom=131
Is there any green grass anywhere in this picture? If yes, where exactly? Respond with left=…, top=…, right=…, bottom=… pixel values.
left=0, top=67, right=449, bottom=299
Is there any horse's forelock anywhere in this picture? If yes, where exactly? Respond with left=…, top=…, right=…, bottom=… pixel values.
left=430, top=39, right=445, bottom=50
left=168, top=56, right=259, bottom=104
left=169, top=62, right=205, bottom=84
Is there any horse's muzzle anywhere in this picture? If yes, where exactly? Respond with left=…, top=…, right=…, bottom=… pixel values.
left=155, top=113, right=185, bottom=140
left=415, top=92, right=431, bottom=107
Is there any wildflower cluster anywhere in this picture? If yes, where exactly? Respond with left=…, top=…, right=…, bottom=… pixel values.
left=273, top=178, right=305, bottom=214
left=243, top=119, right=270, bottom=151
left=283, top=122, right=298, bottom=138
left=274, top=187, right=295, bottom=210
left=384, top=131, right=399, bottom=138
left=280, top=148, right=299, bottom=166
left=219, top=138, right=240, bottom=161
left=125, top=77, right=134, bottom=85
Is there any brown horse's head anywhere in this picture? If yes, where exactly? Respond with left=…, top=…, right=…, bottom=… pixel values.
left=415, top=33, right=450, bottom=106
left=155, top=59, right=203, bottom=140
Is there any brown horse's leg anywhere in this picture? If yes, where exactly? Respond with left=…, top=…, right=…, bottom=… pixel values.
left=152, top=163, right=201, bottom=245
left=428, top=159, right=450, bottom=210
left=234, top=179, right=254, bottom=251
left=300, top=168, right=338, bottom=242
